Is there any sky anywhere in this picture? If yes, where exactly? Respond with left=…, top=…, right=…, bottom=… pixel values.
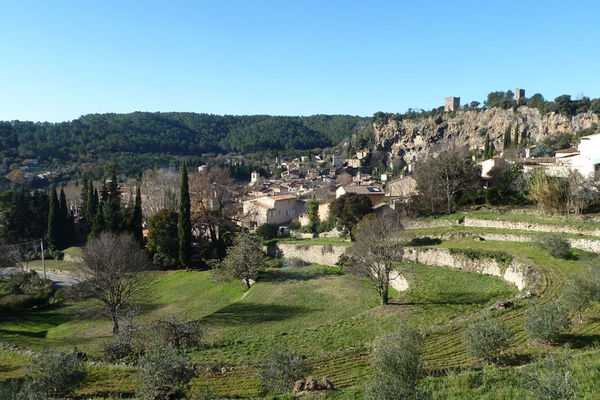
left=1, top=0, right=599, bottom=122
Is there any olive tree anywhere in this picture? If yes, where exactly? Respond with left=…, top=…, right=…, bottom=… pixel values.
left=77, top=232, right=150, bottom=335
left=365, top=325, right=429, bottom=400
left=562, top=269, right=600, bottom=323
left=524, top=300, right=571, bottom=343
left=465, top=313, right=512, bottom=363
left=344, top=211, right=404, bottom=305
left=215, top=232, right=265, bottom=289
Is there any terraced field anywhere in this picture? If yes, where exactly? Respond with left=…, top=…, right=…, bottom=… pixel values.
left=2, top=209, right=600, bottom=398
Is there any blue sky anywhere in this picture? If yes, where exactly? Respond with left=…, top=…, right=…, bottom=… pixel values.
left=1, top=0, right=599, bottom=122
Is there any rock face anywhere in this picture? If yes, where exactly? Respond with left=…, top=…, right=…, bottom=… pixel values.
left=374, top=107, right=599, bottom=163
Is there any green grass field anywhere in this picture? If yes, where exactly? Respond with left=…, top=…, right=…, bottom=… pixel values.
left=3, top=209, right=600, bottom=398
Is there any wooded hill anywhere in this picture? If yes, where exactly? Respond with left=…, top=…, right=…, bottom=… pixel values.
left=0, top=113, right=370, bottom=162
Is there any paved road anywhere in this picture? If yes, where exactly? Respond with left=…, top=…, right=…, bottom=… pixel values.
left=0, top=267, right=81, bottom=288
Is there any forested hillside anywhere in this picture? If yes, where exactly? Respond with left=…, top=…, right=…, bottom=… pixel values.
left=0, top=113, right=369, bottom=162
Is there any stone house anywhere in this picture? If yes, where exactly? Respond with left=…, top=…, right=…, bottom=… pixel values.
left=243, top=194, right=306, bottom=228
left=336, top=185, right=384, bottom=205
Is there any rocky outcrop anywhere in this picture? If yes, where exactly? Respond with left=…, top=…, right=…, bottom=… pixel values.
left=374, top=107, right=599, bottom=163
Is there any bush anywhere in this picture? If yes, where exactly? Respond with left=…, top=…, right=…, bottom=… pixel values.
left=256, top=223, right=279, bottom=240
left=408, top=237, right=442, bottom=246
left=365, top=326, right=429, bottom=400
left=258, top=348, right=311, bottom=395
left=136, top=346, right=195, bottom=399
left=537, top=235, right=573, bottom=259
left=154, top=316, right=202, bottom=349
left=288, top=219, right=301, bottom=230
left=22, top=349, right=86, bottom=399
left=0, top=380, right=21, bottom=400
left=524, top=300, right=571, bottom=343
left=525, top=350, right=578, bottom=400
left=465, top=314, right=511, bottom=363
left=317, top=218, right=335, bottom=233
left=102, top=339, right=135, bottom=363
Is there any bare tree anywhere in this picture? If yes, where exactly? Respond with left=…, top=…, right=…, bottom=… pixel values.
left=139, top=169, right=179, bottom=220
left=189, top=167, right=248, bottom=254
left=415, top=146, right=481, bottom=214
left=343, top=211, right=404, bottom=305
left=76, top=232, right=150, bottom=335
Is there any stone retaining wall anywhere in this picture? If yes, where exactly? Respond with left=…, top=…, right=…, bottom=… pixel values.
left=265, top=243, right=348, bottom=266
left=401, top=247, right=534, bottom=290
left=463, top=217, right=600, bottom=237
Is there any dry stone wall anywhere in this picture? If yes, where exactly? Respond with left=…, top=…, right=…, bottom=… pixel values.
left=265, top=243, right=348, bottom=266
left=401, top=247, right=534, bottom=290
left=463, top=217, right=600, bottom=237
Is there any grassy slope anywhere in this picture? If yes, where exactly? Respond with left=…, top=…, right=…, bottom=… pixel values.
left=0, top=263, right=516, bottom=398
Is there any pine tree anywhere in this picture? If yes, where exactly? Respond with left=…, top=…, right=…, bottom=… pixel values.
left=178, top=160, right=192, bottom=269
left=129, top=184, right=143, bottom=244
left=47, top=184, right=60, bottom=249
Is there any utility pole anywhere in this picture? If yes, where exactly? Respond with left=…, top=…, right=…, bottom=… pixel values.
left=40, top=239, right=46, bottom=279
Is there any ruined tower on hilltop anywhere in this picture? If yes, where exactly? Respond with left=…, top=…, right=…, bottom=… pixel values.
left=514, top=88, right=525, bottom=102
left=444, top=96, right=460, bottom=112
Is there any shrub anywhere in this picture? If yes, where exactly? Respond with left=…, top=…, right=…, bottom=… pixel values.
left=525, top=350, right=578, bottom=400
left=136, top=346, right=195, bottom=399
left=256, top=223, right=279, bottom=240
left=465, top=314, right=512, bottom=363
left=288, top=219, right=301, bottom=230
left=408, top=237, right=442, bottom=246
left=562, top=270, right=600, bottom=322
left=154, top=316, right=202, bottom=349
left=0, top=380, right=21, bottom=400
left=258, top=348, right=311, bottom=395
left=537, top=235, right=573, bottom=259
left=365, top=326, right=429, bottom=400
left=524, top=300, right=571, bottom=343
left=22, top=349, right=86, bottom=399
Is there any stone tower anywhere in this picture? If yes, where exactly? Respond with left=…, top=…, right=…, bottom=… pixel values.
left=514, top=88, right=525, bottom=102
left=251, top=171, right=260, bottom=183
left=444, top=97, right=460, bottom=112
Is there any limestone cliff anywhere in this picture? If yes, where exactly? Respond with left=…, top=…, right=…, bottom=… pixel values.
left=374, top=107, right=599, bottom=163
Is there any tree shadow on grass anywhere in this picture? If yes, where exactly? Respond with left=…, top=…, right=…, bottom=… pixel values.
left=560, top=333, right=600, bottom=349
left=397, top=290, right=500, bottom=306
left=259, top=268, right=341, bottom=283
left=201, top=302, right=311, bottom=327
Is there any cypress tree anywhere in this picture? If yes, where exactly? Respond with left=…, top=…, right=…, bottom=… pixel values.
left=178, top=160, right=192, bottom=269
left=47, top=184, right=60, bottom=249
left=103, top=168, right=122, bottom=233
left=514, top=122, right=519, bottom=146
left=91, top=205, right=105, bottom=239
left=130, top=184, right=143, bottom=244
left=484, top=133, right=490, bottom=159
left=89, top=186, right=98, bottom=222
left=80, top=174, right=89, bottom=221
left=59, top=188, right=68, bottom=247
left=504, top=125, right=512, bottom=149
left=307, top=193, right=320, bottom=234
